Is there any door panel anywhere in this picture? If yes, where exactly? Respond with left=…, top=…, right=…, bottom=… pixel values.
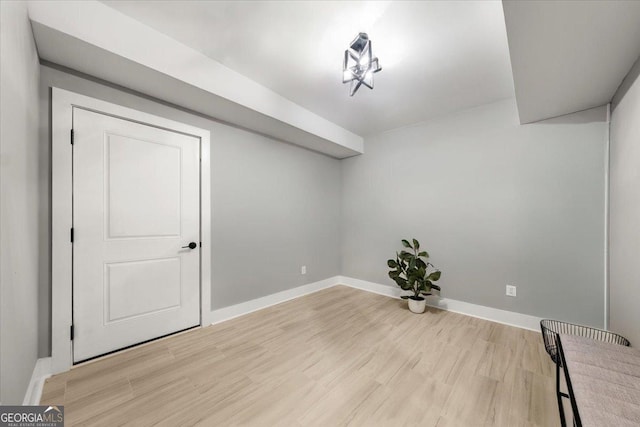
left=105, top=257, right=182, bottom=323
left=73, top=108, right=200, bottom=362
left=106, top=134, right=182, bottom=238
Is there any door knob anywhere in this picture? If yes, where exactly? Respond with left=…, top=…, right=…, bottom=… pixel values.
left=182, top=242, right=197, bottom=249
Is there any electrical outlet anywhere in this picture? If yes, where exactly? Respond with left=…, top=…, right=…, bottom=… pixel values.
left=301, top=265, right=307, bottom=275
left=506, top=285, right=517, bottom=297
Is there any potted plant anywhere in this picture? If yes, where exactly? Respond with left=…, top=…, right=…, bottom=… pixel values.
left=387, top=238, right=442, bottom=314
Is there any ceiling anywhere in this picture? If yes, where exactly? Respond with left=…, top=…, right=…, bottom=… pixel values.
left=29, top=0, right=364, bottom=158
left=101, top=0, right=515, bottom=136
left=504, top=0, right=640, bottom=124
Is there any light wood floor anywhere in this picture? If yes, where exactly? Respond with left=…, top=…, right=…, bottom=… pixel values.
left=41, top=286, right=559, bottom=426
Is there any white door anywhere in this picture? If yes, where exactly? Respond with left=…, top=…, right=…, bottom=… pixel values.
left=72, top=108, right=201, bottom=362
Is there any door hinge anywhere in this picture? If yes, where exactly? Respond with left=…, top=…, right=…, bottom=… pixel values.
left=70, top=228, right=74, bottom=243
left=70, top=129, right=74, bottom=145
left=70, top=325, right=74, bottom=341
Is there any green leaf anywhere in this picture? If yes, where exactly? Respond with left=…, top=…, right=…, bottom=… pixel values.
left=409, top=258, right=416, bottom=269
left=412, top=239, right=420, bottom=250
left=401, top=239, right=412, bottom=249
left=400, top=295, right=410, bottom=299
left=393, top=277, right=410, bottom=289
left=430, top=284, right=441, bottom=292
left=418, top=251, right=429, bottom=258
left=427, top=271, right=441, bottom=281
left=387, top=259, right=397, bottom=268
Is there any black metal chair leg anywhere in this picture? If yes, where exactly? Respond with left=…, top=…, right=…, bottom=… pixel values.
left=556, top=353, right=567, bottom=427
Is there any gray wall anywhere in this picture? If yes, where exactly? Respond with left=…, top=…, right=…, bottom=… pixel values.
left=342, top=99, right=608, bottom=327
left=0, top=1, right=42, bottom=404
left=38, top=65, right=342, bottom=355
left=609, top=56, right=640, bottom=345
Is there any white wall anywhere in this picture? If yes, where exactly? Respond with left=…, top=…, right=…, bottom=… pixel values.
left=38, top=64, right=342, bottom=354
left=609, top=57, right=640, bottom=345
left=0, top=1, right=42, bottom=404
left=342, top=99, right=608, bottom=327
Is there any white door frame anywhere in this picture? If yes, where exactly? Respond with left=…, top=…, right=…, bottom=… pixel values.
left=51, top=88, right=212, bottom=374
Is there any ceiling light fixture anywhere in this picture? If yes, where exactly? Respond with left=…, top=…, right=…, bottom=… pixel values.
left=342, top=32, right=382, bottom=96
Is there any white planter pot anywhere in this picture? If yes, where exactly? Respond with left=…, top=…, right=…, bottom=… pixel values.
left=407, top=297, right=426, bottom=314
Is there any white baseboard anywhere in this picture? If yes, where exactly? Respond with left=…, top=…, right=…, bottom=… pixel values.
left=209, top=275, right=542, bottom=332
left=425, top=295, right=542, bottom=331
left=210, top=276, right=338, bottom=325
left=337, top=276, right=542, bottom=332
left=23, top=357, right=52, bottom=405
left=336, top=276, right=401, bottom=298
